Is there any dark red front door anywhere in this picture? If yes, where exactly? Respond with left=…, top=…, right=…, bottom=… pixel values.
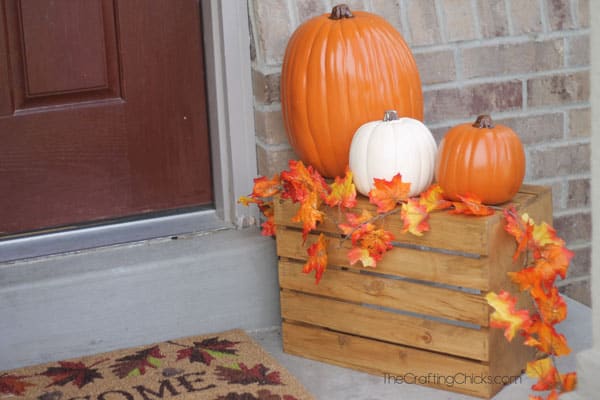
left=0, top=0, right=212, bottom=235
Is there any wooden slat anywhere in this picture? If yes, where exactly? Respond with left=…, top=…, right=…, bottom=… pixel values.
left=282, top=321, right=494, bottom=398
left=281, top=290, right=490, bottom=361
left=279, top=259, right=490, bottom=326
left=274, top=185, right=548, bottom=256
left=277, top=228, right=490, bottom=290
left=275, top=196, right=493, bottom=255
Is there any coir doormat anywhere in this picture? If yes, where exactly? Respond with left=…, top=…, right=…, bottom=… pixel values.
left=0, top=329, right=314, bottom=400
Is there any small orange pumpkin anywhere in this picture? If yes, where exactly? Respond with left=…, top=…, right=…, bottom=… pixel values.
left=281, top=4, right=423, bottom=178
left=435, top=115, right=526, bottom=205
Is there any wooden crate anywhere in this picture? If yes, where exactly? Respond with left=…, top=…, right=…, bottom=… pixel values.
left=274, top=185, right=552, bottom=398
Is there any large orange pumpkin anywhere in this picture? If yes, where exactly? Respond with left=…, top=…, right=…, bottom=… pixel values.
left=281, top=4, right=423, bottom=178
left=435, top=115, right=526, bottom=205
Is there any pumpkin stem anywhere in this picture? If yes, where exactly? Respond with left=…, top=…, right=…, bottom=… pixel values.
left=473, top=115, right=495, bottom=128
left=383, top=110, right=399, bottom=121
left=329, top=4, right=354, bottom=19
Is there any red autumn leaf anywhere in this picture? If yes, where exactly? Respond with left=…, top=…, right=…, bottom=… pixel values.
left=531, top=246, right=573, bottom=290
left=508, top=266, right=541, bottom=293
left=215, top=363, right=282, bottom=386
left=291, top=191, right=324, bottom=241
left=450, top=193, right=494, bottom=216
left=280, top=160, right=329, bottom=203
left=303, top=233, right=328, bottom=284
left=486, top=290, right=532, bottom=341
left=526, top=357, right=560, bottom=392
left=347, top=224, right=394, bottom=268
left=360, top=228, right=394, bottom=261
left=261, top=218, right=276, bottom=236
left=348, top=247, right=376, bottom=268
left=534, top=287, right=567, bottom=325
left=256, top=201, right=276, bottom=236
left=368, top=174, right=411, bottom=213
left=325, top=168, right=357, bottom=209
left=0, top=373, right=35, bottom=396
left=524, top=317, right=571, bottom=356
left=560, top=371, right=577, bottom=392
left=173, top=337, right=239, bottom=366
left=41, top=359, right=106, bottom=388
left=503, top=206, right=534, bottom=261
left=418, top=184, right=452, bottom=212
left=110, top=345, right=165, bottom=378
left=238, top=173, right=282, bottom=237
left=338, top=209, right=374, bottom=236
left=251, top=175, right=281, bottom=198
left=401, top=198, right=429, bottom=236
left=528, top=391, right=559, bottom=400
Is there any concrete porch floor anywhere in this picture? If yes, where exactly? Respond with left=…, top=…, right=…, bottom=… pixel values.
left=250, top=297, right=592, bottom=400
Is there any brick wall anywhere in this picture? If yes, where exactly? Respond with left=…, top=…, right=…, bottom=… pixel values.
left=248, top=0, right=591, bottom=305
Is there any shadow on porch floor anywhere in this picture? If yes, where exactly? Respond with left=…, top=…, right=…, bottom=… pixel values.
left=250, top=297, right=591, bottom=400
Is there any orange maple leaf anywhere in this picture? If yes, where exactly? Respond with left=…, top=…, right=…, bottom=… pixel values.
left=251, top=174, right=281, bottom=198
left=509, top=247, right=572, bottom=324
left=325, top=168, right=357, bottom=210
left=526, top=357, right=561, bottom=392
left=560, top=371, right=577, bottom=392
left=508, top=267, right=540, bottom=293
left=401, top=198, right=429, bottom=236
left=368, top=174, right=411, bottom=213
left=503, top=206, right=534, bottom=261
left=348, top=247, right=376, bottom=268
left=338, top=209, right=374, bottom=236
left=528, top=391, right=559, bottom=400
left=450, top=193, right=494, bottom=216
left=486, top=290, right=532, bottom=341
left=261, top=218, right=276, bottom=236
left=259, top=202, right=276, bottom=236
left=303, top=233, right=328, bottom=284
left=281, top=160, right=329, bottom=203
left=532, top=246, right=573, bottom=290
left=291, top=191, right=324, bottom=241
left=347, top=224, right=394, bottom=268
left=524, top=317, right=571, bottom=356
left=534, top=287, right=567, bottom=326
left=418, top=184, right=453, bottom=212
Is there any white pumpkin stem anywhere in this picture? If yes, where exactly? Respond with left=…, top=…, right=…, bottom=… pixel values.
left=383, top=110, right=399, bottom=121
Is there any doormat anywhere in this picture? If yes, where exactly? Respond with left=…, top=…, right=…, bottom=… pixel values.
left=0, top=329, right=314, bottom=400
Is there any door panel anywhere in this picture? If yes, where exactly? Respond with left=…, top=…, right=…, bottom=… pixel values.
left=20, top=0, right=108, bottom=96
left=5, top=0, right=122, bottom=111
left=0, top=0, right=213, bottom=235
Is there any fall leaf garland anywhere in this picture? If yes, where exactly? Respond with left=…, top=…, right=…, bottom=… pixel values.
left=239, top=160, right=487, bottom=283
left=486, top=207, right=576, bottom=399
left=240, top=160, right=576, bottom=399
left=240, top=161, right=456, bottom=283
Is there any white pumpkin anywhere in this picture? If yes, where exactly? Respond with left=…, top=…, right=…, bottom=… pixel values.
left=349, top=110, right=437, bottom=197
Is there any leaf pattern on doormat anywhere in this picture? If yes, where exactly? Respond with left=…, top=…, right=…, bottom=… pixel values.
left=0, top=373, right=36, bottom=396
left=39, top=359, right=106, bottom=388
left=0, top=330, right=313, bottom=399
left=215, top=389, right=299, bottom=400
left=215, top=363, right=282, bottom=386
left=109, top=345, right=164, bottom=378
left=171, top=336, right=239, bottom=366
